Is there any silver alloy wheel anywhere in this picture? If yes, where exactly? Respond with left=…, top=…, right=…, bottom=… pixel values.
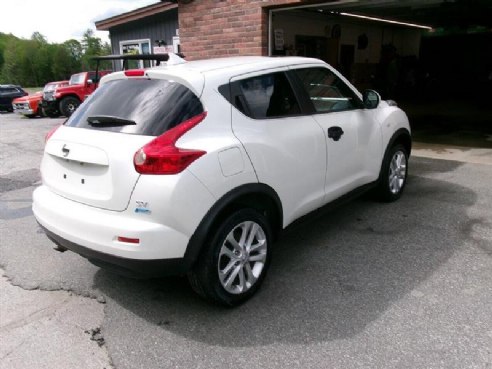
left=388, top=150, right=407, bottom=194
left=218, top=221, right=267, bottom=295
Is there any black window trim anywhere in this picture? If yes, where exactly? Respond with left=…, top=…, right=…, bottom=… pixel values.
left=288, top=65, right=365, bottom=115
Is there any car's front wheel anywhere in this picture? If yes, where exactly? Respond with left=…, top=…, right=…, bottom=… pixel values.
left=188, top=208, right=272, bottom=306
left=376, top=144, right=408, bottom=202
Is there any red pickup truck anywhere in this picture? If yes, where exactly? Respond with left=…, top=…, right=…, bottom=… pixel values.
left=41, top=71, right=110, bottom=117
left=13, top=81, right=68, bottom=118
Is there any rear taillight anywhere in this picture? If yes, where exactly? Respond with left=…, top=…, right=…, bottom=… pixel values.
left=134, top=112, right=207, bottom=175
left=45, top=125, right=61, bottom=142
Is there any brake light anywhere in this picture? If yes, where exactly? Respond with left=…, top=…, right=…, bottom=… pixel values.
left=45, top=125, right=61, bottom=142
left=117, top=236, right=140, bottom=244
left=134, top=112, right=207, bottom=175
left=125, top=69, right=145, bottom=77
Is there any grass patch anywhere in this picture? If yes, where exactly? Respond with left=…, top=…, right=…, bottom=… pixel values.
left=24, top=87, right=43, bottom=94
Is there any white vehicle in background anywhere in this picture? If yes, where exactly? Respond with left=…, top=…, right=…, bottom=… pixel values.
left=33, top=55, right=411, bottom=306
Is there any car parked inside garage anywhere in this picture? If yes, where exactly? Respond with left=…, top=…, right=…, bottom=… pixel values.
left=33, top=55, right=411, bottom=306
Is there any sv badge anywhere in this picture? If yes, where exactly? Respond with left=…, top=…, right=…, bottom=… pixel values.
left=135, top=201, right=151, bottom=214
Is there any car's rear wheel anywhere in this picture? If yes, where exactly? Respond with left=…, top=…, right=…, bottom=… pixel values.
left=59, top=96, right=80, bottom=117
left=188, top=208, right=272, bottom=306
left=376, top=144, right=408, bottom=202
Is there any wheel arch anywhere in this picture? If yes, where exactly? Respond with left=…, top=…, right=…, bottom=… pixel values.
left=183, top=183, right=283, bottom=271
left=378, top=127, right=412, bottom=179
left=391, top=128, right=412, bottom=156
left=59, top=94, right=81, bottom=103
left=383, top=128, right=411, bottom=159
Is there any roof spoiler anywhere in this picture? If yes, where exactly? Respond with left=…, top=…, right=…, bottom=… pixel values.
left=91, top=53, right=186, bottom=81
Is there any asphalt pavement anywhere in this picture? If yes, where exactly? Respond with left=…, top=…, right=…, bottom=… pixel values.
left=0, top=112, right=491, bottom=369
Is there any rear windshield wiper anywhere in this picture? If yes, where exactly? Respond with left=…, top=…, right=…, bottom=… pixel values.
left=87, top=115, right=136, bottom=126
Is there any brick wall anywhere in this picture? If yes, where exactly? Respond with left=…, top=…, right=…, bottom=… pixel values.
left=178, top=0, right=324, bottom=60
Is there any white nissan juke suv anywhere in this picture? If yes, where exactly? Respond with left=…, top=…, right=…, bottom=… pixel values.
left=33, top=55, right=411, bottom=306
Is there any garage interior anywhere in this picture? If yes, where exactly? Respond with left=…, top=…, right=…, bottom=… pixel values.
left=269, top=0, right=492, bottom=148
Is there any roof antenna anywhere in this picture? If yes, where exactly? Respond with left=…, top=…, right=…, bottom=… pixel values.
left=167, top=53, right=186, bottom=65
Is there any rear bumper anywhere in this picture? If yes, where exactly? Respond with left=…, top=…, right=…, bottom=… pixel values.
left=40, top=224, right=186, bottom=277
left=32, top=185, right=192, bottom=275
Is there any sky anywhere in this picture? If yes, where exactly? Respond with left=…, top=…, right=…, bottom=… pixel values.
left=0, top=0, right=159, bottom=44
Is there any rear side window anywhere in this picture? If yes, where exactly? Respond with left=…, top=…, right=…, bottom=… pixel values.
left=234, top=72, right=300, bottom=119
left=65, top=79, right=204, bottom=136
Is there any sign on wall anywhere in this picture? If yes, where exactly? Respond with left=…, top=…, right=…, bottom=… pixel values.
left=153, top=46, right=174, bottom=54
left=274, top=29, right=284, bottom=51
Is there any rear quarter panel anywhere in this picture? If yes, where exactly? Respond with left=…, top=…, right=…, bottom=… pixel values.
left=178, top=84, right=259, bottom=199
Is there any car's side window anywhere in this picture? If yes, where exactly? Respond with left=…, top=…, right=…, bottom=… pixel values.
left=235, top=72, right=300, bottom=119
left=1, top=88, right=16, bottom=95
left=294, top=67, right=361, bottom=113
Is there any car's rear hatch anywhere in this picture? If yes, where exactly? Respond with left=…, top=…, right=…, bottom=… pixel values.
left=41, top=76, right=204, bottom=211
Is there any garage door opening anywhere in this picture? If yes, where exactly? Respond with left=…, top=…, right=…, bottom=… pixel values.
left=268, top=1, right=492, bottom=148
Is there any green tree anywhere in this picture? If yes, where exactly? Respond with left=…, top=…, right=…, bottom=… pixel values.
left=30, top=33, right=53, bottom=86
left=1, top=38, right=22, bottom=84
left=0, top=30, right=111, bottom=86
left=81, top=29, right=111, bottom=70
left=31, top=31, right=47, bottom=45
left=64, top=39, right=83, bottom=62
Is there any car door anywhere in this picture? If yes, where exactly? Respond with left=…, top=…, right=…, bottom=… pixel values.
left=229, top=69, right=327, bottom=226
left=289, top=65, right=383, bottom=203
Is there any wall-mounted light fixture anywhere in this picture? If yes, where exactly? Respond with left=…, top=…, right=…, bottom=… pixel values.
left=333, top=11, right=433, bottom=30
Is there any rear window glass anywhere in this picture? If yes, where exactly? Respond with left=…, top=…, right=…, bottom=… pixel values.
left=65, top=79, right=204, bottom=136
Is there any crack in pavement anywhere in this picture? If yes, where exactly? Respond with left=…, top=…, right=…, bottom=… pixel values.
left=0, top=270, right=114, bottom=369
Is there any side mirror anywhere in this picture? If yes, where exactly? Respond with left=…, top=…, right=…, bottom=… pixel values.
left=363, top=89, right=380, bottom=109
left=86, top=79, right=93, bottom=86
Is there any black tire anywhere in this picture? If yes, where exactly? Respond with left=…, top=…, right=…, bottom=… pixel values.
left=43, top=108, right=60, bottom=118
left=188, top=208, right=272, bottom=307
left=37, top=106, right=45, bottom=117
left=59, top=96, right=80, bottom=117
left=26, top=114, right=36, bottom=119
left=375, top=144, right=409, bottom=202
